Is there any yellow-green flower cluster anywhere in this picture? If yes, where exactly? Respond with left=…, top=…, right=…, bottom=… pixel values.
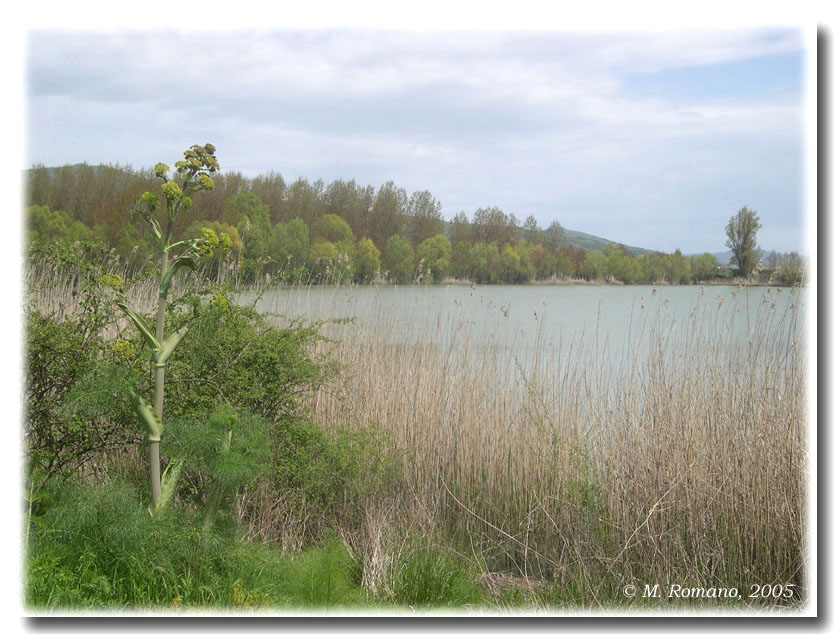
left=196, top=227, right=220, bottom=258
left=210, top=293, right=230, bottom=312
left=111, top=339, right=136, bottom=362
left=139, top=191, right=159, bottom=209
left=199, top=174, right=214, bottom=191
left=161, top=181, right=182, bottom=201
left=218, top=232, right=232, bottom=252
left=154, top=162, right=169, bottom=178
left=99, top=273, right=123, bottom=289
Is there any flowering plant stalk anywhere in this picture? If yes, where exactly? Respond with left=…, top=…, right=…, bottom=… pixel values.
left=114, top=143, right=229, bottom=511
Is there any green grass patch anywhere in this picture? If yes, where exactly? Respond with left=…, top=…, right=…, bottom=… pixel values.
left=390, top=539, right=485, bottom=608
left=25, top=480, right=368, bottom=611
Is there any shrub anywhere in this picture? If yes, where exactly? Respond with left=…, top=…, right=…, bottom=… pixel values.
left=25, top=480, right=368, bottom=610
left=25, top=241, right=139, bottom=498
left=165, top=299, right=335, bottom=423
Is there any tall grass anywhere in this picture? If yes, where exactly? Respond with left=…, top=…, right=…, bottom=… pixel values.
left=256, top=284, right=806, bottom=607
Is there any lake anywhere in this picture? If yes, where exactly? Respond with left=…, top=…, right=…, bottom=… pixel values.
left=239, top=283, right=806, bottom=378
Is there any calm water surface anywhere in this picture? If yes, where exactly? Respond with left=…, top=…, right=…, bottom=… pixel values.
left=240, top=284, right=806, bottom=372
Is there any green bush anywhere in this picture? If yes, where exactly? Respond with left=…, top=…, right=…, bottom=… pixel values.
left=25, top=242, right=140, bottom=498
left=165, top=298, right=334, bottom=423
left=166, top=405, right=272, bottom=529
left=25, top=480, right=368, bottom=610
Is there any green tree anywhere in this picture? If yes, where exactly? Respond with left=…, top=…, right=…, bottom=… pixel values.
left=603, top=244, right=626, bottom=282
left=312, top=213, right=354, bottom=244
left=384, top=235, right=415, bottom=284
left=543, top=221, right=565, bottom=252
left=725, top=206, right=762, bottom=278
left=450, top=240, right=472, bottom=280
left=271, top=217, right=310, bottom=272
left=353, top=237, right=381, bottom=283
left=522, top=214, right=542, bottom=243
left=690, top=253, right=718, bottom=283
left=323, top=179, right=374, bottom=239
left=370, top=182, right=407, bottom=249
left=661, top=249, right=692, bottom=284
left=579, top=251, right=608, bottom=281
left=472, top=207, right=512, bottom=245
left=415, top=234, right=452, bottom=283
left=223, top=190, right=271, bottom=266
left=25, top=164, right=51, bottom=207
left=468, top=242, right=501, bottom=283
left=553, top=246, right=576, bottom=279
left=309, top=240, right=350, bottom=282
left=449, top=211, right=473, bottom=245
left=500, top=243, right=521, bottom=282
left=406, top=190, right=444, bottom=246
left=250, top=170, right=288, bottom=225
left=286, top=177, right=324, bottom=229
left=636, top=253, right=665, bottom=283
left=511, top=241, right=535, bottom=283
left=530, top=243, right=555, bottom=279
left=26, top=204, right=94, bottom=245
left=777, top=252, right=804, bottom=286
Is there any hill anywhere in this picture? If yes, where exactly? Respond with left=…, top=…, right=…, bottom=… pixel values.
left=561, top=228, right=657, bottom=257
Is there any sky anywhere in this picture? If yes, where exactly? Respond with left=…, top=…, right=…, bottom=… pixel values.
left=23, top=23, right=811, bottom=256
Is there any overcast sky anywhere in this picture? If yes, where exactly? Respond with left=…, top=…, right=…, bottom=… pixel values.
left=24, top=27, right=809, bottom=254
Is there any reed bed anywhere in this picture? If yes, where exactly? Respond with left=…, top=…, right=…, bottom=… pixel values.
left=258, top=284, right=807, bottom=606
left=25, top=252, right=807, bottom=607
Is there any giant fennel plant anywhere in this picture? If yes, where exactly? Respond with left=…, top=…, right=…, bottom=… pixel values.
left=114, top=143, right=230, bottom=511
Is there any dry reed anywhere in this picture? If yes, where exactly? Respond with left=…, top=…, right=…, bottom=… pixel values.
left=259, top=283, right=806, bottom=605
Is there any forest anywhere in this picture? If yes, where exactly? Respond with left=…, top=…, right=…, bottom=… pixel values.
left=23, top=162, right=805, bottom=287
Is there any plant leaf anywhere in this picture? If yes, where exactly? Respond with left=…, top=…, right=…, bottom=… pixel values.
left=116, top=301, right=159, bottom=351
left=154, top=319, right=195, bottom=366
left=148, top=217, right=163, bottom=243
left=167, top=238, right=199, bottom=253
left=128, top=385, right=163, bottom=442
left=157, top=457, right=184, bottom=512
left=159, top=256, right=198, bottom=297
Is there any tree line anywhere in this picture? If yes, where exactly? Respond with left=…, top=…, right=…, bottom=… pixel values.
left=24, top=163, right=804, bottom=286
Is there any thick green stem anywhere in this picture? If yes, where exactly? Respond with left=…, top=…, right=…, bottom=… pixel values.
left=150, top=233, right=170, bottom=510
left=149, top=440, right=161, bottom=507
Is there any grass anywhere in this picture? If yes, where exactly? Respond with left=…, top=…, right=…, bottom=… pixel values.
left=26, top=479, right=378, bottom=611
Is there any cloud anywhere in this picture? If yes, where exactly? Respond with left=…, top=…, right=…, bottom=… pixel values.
left=25, top=28, right=807, bottom=253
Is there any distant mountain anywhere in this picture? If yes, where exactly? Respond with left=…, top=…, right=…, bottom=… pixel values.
left=561, top=229, right=656, bottom=257
left=439, top=219, right=660, bottom=256
left=709, top=250, right=734, bottom=266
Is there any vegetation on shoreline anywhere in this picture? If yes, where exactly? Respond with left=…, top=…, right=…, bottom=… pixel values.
left=24, top=163, right=805, bottom=288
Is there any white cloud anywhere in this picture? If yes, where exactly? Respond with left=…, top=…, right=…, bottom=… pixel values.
left=24, top=28, right=808, bottom=253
